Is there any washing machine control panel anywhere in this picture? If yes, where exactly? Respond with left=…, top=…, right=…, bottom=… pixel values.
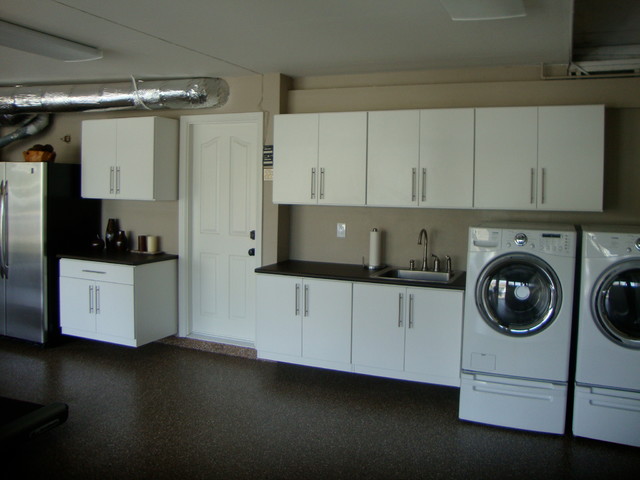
left=586, top=232, right=640, bottom=257
left=504, top=230, right=574, bottom=255
left=514, top=233, right=528, bottom=246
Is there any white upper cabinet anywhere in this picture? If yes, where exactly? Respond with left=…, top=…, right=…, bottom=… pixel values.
left=272, top=112, right=367, bottom=205
left=367, top=110, right=420, bottom=206
left=274, top=105, right=604, bottom=211
left=474, top=107, right=539, bottom=210
left=81, top=116, right=178, bottom=201
left=419, top=108, right=474, bottom=208
left=474, top=105, right=604, bottom=211
left=368, top=109, right=474, bottom=208
left=272, top=113, right=318, bottom=204
left=537, top=105, right=604, bottom=211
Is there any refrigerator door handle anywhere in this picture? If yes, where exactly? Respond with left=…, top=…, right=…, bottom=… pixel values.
left=0, top=180, right=7, bottom=278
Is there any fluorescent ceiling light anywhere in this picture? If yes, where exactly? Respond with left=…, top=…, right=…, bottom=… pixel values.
left=440, top=0, right=526, bottom=21
left=0, top=19, right=102, bottom=62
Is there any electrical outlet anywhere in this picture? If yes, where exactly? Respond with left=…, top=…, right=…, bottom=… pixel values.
left=337, top=223, right=346, bottom=238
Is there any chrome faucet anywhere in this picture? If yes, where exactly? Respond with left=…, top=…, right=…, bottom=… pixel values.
left=418, top=228, right=429, bottom=271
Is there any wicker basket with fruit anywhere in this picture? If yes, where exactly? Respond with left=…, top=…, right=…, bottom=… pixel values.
left=23, top=144, right=56, bottom=162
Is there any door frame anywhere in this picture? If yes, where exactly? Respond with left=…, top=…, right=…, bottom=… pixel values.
left=178, top=112, right=264, bottom=342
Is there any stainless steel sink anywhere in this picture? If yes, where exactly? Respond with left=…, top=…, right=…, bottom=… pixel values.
left=372, top=267, right=457, bottom=284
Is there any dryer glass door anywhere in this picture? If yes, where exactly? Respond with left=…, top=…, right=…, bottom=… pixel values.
left=594, top=260, right=640, bottom=349
left=476, top=254, right=561, bottom=336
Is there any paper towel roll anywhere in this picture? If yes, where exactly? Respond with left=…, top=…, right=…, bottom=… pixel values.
left=368, top=228, right=382, bottom=269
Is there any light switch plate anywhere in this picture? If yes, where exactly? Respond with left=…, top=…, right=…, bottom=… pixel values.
left=337, top=223, right=346, bottom=238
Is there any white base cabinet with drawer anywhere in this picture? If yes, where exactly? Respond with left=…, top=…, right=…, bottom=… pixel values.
left=256, top=274, right=352, bottom=372
left=352, top=283, right=464, bottom=387
left=59, top=258, right=178, bottom=347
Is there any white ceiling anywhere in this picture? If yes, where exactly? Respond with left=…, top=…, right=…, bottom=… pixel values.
left=0, top=0, right=602, bottom=86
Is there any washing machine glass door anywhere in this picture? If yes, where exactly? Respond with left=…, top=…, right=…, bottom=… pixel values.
left=593, top=260, right=640, bottom=349
left=476, top=254, right=561, bottom=336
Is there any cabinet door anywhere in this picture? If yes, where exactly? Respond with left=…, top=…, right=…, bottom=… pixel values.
left=256, top=275, right=302, bottom=356
left=81, top=119, right=117, bottom=199
left=352, top=283, right=406, bottom=371
left=404, top=288, right=463, bottom=385
left=59, top=277, right=95, bottom=332
left=301, top=278, right=352, bottom=363
left=272, top=114, right=319, bottom=204
left=474, top=107, right=538, bottom=210
left=537, top=105, right=604, bottom=211
left=318, top=112, right=367, bottom=206
left=367, top=110, right=420, bottom=206
left=116, top=117, right=155, bottom=200
left=95, top=281, right=135, bottom=339
left=419, top=109, right=474, bottom=208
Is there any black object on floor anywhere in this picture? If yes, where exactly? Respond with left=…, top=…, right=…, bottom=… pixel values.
left=0, top=396, right=68, bottom=445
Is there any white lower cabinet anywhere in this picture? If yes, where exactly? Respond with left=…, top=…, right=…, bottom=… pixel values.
left=256, top=275, right=352, bottom=371
left=352, top=283, right=464, bottom=387
left=59, top=258, right=177, bottom=347
left=256, top=272, right=464, bottom=387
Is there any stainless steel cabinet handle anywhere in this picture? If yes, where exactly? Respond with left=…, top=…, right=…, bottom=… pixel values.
left=95, top=285, right=101, bottom=314
left=408, top=294, right=414, bottom=328
left=115, top=166, right=121, bottom=194
left=319, top=168, right=325, bottom=200
left=530, top=168, right=535, bottom=204
left=82, top=269, right=106, bottom=274
left=304, top=284, right=309, bottom=317
left=89, top=285, right=94, bottom=313
left=421, top=168, right=427, bottom=202
left=411, top=168, right=417, bottom=202
left=295, top=283, right=300, bottom=315
left=540, top=167, right=546, bottom=204
left=110, top=167, right=115, bottom=194
left=398, top=293, right=404, bottom=327
left=310, top=168, right=316, bottom=200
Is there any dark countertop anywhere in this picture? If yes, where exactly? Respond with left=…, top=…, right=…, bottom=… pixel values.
left=58, top=250, right=178, bottom=266
left=255, top=260, right=466, bottom=290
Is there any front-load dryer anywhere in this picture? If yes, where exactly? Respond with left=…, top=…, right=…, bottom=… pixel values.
left=573, top=226, right=640, bottom=447
left=459, top=224, right=577, bottom=434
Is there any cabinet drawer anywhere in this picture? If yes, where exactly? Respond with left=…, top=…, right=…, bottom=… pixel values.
left=59, top=259, right=134, bottom=284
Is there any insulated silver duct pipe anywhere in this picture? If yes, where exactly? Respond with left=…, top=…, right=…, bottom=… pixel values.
left=0, top=77, right=229, bottom=114
left=0, top=114, right=50, bottom=148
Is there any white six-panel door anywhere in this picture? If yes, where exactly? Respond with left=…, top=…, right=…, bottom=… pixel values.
left=180, top=113, right=263, bottom=346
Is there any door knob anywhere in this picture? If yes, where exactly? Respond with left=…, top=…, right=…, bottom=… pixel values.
left=248, top=248, right=255, bottom=256
left=250, top=230, right=255, bottom=240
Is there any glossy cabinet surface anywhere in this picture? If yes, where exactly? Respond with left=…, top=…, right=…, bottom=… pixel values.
left=273, top=105, right=603, bottom=212
left=474, top=105, right=604, bottom=211
left=273, top=112, right=367, bottom=205
left=81, top=116, right=178, bottom=200
left=352, top=283, right=463, bottom=387
left=256, top=270, right=464, bottom=387
left=256, top=275, right=352, bottom=370
left=59, top=258, right=177, bottom=347
left=367, top=110, right=420, bottom=206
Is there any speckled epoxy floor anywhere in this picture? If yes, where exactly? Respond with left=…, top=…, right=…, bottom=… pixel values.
left=0, top=336, right=638, bottom=479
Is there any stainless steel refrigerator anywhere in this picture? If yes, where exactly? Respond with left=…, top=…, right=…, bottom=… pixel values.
left=0, top=162, right=100, bottom=344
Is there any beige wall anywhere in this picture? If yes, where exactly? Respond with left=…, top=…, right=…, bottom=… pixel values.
left=2, top=67, right=639, bottom=270
left=281, top=68, right=640, bottom=269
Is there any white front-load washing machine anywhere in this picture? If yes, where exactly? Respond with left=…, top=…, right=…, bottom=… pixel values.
left=573, top=226, right=640, bottom=447
left=459, top=224, right=577, bottom=434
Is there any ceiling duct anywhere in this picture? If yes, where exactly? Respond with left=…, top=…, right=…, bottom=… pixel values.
left=0, top=77, right=229, bottom=115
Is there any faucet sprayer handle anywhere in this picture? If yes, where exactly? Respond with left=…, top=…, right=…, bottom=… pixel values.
left=431, top=254, right=441, bottom=272
left=445, top=255, right=452, bottom=273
